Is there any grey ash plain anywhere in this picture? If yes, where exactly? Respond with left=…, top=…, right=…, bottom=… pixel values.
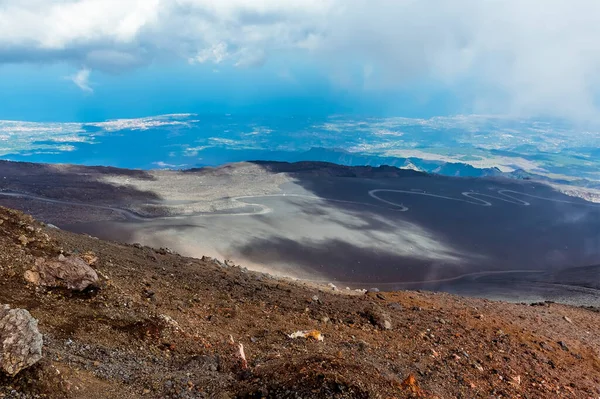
left=1, top=160, right=599, bottom=306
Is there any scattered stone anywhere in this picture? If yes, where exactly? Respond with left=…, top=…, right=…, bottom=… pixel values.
left=133, top=243, right=143, bottom=249
left=18, top=235, right=29, bottom=246
left=158, top=314, right=181, bottom=331
left=401, top=374, right=420, bottom=395
left=376, top=293, right=386, bottom=300
left=45, top=223, right=59, bottom=229
left=388, top=303, right=403, bottom=311
left=558, top=341, right=569, bottom=351
left=0, top=305, right=43, bottom=376
left=207, top=258, right=226, bottom=268
left=157, top=247, right=174, bottom=255
left=81, top=251, right=98, bottom=266
left=357, top=340, right=369, bottom=351
left=24, top=255, right=99, bottom=291
left=539, top=342, right=553, bottom=352
left=311, top=295, right=320, bottom=304
left=472, top=362, right=484, bottom=372
left=237, top=343, right=248, bottom=370
left=563, top=316, right=573, bottom=324
left=288, top=330, right=324, bottom=341
left=364, top=305, right=393, bottom=330
left=327, top=283, right=338, bottom=291
left=368, top=288, right=380, bottom=293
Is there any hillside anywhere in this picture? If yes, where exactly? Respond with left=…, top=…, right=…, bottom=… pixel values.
left=1, top=159, right=599, bottom=307
left=0, top=205, right=599, bottom=398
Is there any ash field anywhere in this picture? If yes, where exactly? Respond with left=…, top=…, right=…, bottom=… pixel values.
left=1, top=160, right=599, bottom=306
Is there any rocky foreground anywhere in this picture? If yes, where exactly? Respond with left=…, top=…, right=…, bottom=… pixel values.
left=0, top=206, right=599, bottom=398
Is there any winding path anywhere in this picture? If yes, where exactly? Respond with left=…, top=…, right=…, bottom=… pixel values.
left=368, top=188, right=597, bottom=210
left=0, top=185, right=597, bottom=222
left=0, top=190, right=401, bottom=221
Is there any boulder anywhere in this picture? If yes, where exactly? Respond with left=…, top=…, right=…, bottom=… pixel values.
left=0, top=305, right=43, bottom=376
left=25, top=255, right=99, bottom=291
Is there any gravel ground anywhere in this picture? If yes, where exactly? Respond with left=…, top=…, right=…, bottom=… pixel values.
left=0, top=205, right=599, bottom=398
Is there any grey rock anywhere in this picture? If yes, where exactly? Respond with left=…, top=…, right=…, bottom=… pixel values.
left=472, top=362, right=484, bottom=372
left=0, top=305, right=43, bottom=376
left=558, top=341, right=569, bottom=351
left=24, top=255, right=98, bottom=291
left=364, top=305, right=393, bottom=330
left=357, top=339, right=369, bottom=351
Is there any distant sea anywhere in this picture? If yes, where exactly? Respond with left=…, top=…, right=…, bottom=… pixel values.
left=1, top=113, right=599, bottom=184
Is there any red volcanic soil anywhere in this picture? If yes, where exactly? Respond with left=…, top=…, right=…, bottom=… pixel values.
left=0, top=205, right=599, bottom=398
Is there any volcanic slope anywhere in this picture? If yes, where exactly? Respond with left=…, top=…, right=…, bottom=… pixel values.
left=1, top=160, right=599, bottom=304
left=0, top=205, right=600, bottom=398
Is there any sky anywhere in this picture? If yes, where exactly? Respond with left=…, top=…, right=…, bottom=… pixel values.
left=2, top=0, right=600, bottom=122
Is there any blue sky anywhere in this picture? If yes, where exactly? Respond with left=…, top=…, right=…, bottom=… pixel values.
left=1, top=0, right=600, bottom=123
left=0, top=60, right=463, bottom=122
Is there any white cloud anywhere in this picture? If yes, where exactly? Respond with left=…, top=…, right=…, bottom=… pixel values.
left=2, top=1, right=600, bottom=119
left=183, top=145, right=210, bottom=157
left=190, top=43, right=229, bottom=64
left=152, top=161, right=187, bottom=169
left=69, top=68, right=93, bottom=92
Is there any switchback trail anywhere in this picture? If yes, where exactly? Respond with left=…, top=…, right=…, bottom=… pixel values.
left=0, top=190, right=400, bottom=221
left=368, top=189, right=599, bottom=210
left=1, top=187, right=597, bottom=223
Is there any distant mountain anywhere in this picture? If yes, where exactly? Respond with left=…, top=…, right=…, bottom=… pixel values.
left=193, top=146, right=506, bottom=178
left=507, top=168, right=600, bottom=189
left=189, top=146, right=600, bottom=188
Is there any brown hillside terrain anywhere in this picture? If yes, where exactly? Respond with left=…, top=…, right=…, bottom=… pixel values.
left=0, top=205, right=599, bottom=398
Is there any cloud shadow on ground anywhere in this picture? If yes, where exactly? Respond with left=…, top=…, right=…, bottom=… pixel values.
left=238, top=161, right=600, bottom=284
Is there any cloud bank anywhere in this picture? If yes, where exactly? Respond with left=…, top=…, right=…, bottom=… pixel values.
left=2, top=0, right=600, bottom=119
